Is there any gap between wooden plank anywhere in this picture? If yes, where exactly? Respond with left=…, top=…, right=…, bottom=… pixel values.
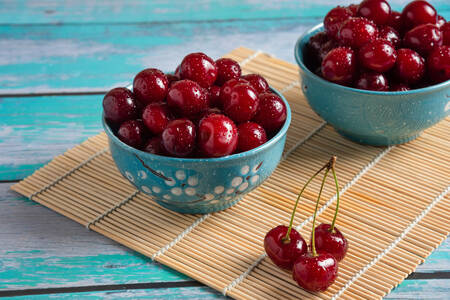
left=0, top=272, right=445, bottom=298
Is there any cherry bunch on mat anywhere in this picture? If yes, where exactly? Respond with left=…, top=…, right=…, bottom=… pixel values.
left=264, top=156, right=348, bottom=292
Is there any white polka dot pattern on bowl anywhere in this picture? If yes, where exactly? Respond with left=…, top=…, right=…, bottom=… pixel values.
left=241, top=165, right=250, bottom=175
left=137, top=170, right=147, bottom=179
left=125, top=171, right=134, bottom=182
left=152, top=186, right=161, bottom=193
left=185, top=187, right=196, bottom=196
left=141, top=185, right=151, bottom=193
left=188, top=176, right=198, bottom=186
left=231, top=177, right=243, bottom=187
left=214, top=186, right=225, bottom=194
left=171, top=187, right=182, bottom=196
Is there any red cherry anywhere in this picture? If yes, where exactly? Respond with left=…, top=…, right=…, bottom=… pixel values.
left=355, top=71, right=389, bottom=91
left=252, top=92, right=287, bottom=133
left=165, top=74, right=179, bottom=87
left=390, top=82, right=410, bottom=91
left=437, top=15, right=446, bottom=28
left=403, top=24, right=443, bottom=56
left=347, top=4, right=359, bottom=16
left=219, top=78, right=250, bottom=108
left=143, top=136, right=166, bottom=155
left=312, top=223, right=348, bottom=262
left=264, top=225, right=307, bottom=270
left=208, top=85, right=221, bottom=107
left=394, top=48, right=425, bottom=84
left=427, top=45, right=450, bottom=83
left=308, top=32, right=329, bottom=53
left=142, top=102, right=171, bottom=135
left=387, top=11, right=402, bottom=32
left=161, top=119, right=196, bottom=157
left=357, top=0, right=391, bottom=25
left=324, top=6, right=353, bottom=40
left=401, top=0, right=437, bottom=31
left=215, top=58, right=241, bottom=85
left=198, top=114, right=238, bottom=157
left=378, top=26, right=400, bottom=48
left=443, top=22, right=450, bottom=46
left=117, top=120, right=146, bottom=148
left=180, top=52, right=218, bottom=88
left=237, top=122, right=268, bottom=152
left=241, top=74, right=270, bottom=94
left=133, top=68, right=168, bottom=105
left=175, top=65, right=181, bottom=78
left=358, top=39, right=397, bottom=72
left=167, top=79, right=208, bottom=117
left=222, top=83, right=260, bottom=123
left=318, top=39, right=340, bottom=62
left=339, top=17, right=378, bottom=48
left=292, top=253, right=338, bottom=292
left=103, top=87, right=139, bottom=124
left=321, top=47, right=356, bottom=85
left=193, top=107, right=222, bottom=126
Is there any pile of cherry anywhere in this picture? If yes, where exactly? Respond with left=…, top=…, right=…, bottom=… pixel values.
left=265, top=156, right=348, bottom=292
left=306, top=0, right=450, bottom=91
left=103, top=52, right=287, bottom=158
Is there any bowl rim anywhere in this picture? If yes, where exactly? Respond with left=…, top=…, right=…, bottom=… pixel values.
left=294, top=23, right=450, bottom=95
left=103, top=86, right=292, bottom=163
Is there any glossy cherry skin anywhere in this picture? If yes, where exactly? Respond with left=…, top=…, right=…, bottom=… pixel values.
left=355, top=72, right=389, bottom=91
left=339, top=17, right=378, bottom=49
left=357, top=0, right=391, bottom=26
left=264, top=225, right=307, bottom=270
left=143, top=136, right=166, bottom=155
left=208, top=85, right=221, bottom=107
left=319, top=39, right=340, bottom=62
left=174, top=65, right=181, bottom=78
left=219, top=78, right=250, bottom=108
left=180, top=52, right=218, bottom=88
left=347, top=4, right=359, bottom=16
left=321, top=47, right=356, bottom=85
left=117, top=120, right=146, bottom=149
left=312, top=223, right=349, bottom=262
left=387, top=11, right=402, bottom=32
left=215, top=58, right=241, bottom=85
left=161, top=119, right=196, bottom=157
left=394, top=49, right=425, bottom=84
left=222, top=83, right=259, bottom=123
left=292, top=252, right=338, bottom=292
left=378, top=26, right=400, bottom=48
left=427, top=45, right=450, bottom=83
left=167, top=79, right=208, bottom=117
left=442, top=22, right=450, bottom=46
left=403, top=24, right=443, bottom=56
left=193, top=107, right=222, bottom=126
left=103, top=87, right=139, bottom=124
left=241, top=74, right=270, bottom=94
left=166, top=74, right=180, bottom=87
left=358, top=39, right=397, bottom=73
left=133, top=68, right=169, bottom=105
left=401, top=0, right=437, bottom=31
left=237, top=122, right=267, bottom=152
left=390, top=82, right=410, bottom=91
left=308, top=32, right=329, bottom=53
left=324, top=6, right=353, bottom=40
left=198, top=114, right=238, bottom=157
left=437, top=15, right=446, bottom=28
left=142, top=102, right=171, bottom=135
left=252, top=92, right=287, bottom=133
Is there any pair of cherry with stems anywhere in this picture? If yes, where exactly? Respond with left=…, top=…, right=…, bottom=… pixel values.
left=264, top=155, right=348, bottom=292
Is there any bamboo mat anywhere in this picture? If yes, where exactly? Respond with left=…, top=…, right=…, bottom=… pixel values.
left=12, top=47, right=450, bottom=300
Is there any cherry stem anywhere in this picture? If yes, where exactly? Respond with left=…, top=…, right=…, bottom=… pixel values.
left=311, top=167, right=330, bottom=257
left=330, top=165, right=340, bottom=232
left=282, top=156, right=335, bottom=244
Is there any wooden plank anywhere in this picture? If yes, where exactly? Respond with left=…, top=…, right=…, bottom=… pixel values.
left=0, top=0, right=448, bottom=24
left=0, top=183, right=191, bottom=290
left=3, top=286, right=224, bottom=299
left=0, top=20, right=313, bottom=92
left=387, top=279, right=450, bottom=299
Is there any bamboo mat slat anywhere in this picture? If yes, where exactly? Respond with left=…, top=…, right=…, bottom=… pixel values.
left=11, top=47, right=450, bottom=300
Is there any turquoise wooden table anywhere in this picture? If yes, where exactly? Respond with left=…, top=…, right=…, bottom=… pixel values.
left=0, top=0, right=449, bottom=298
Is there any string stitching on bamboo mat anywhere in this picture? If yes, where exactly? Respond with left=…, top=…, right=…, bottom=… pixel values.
left=86, top=190, right=140, bottom=229
left=239, top=50, right=263, bottom=66
left=222, top=145, right=394, bottom=296
left=331, top=184, right=450, bottom=300
left=29, top=147, right=109, bottom=200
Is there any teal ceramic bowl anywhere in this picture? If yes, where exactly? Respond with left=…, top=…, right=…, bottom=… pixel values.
left=103, top=87, right=291, bottom=214
left=295, top=24, right=450, bottom=146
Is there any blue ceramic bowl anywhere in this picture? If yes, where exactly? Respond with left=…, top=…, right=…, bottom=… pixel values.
left=103, top=87, right=291, bottom=214
left=295, top=24, right=450, bottom=146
